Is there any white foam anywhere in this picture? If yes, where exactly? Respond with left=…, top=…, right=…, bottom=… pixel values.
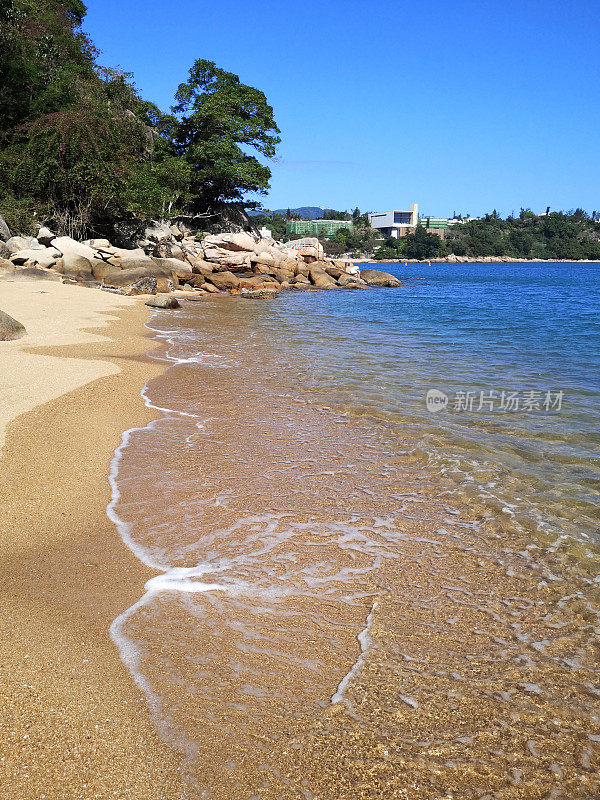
left=331, top=600, right=378, bottom=707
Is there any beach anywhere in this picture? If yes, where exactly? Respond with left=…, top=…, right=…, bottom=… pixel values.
left=0, top=283, right=183, bottom=799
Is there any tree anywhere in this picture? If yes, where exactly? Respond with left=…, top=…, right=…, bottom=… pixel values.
left=172, top=59, right=280, bottom=213
left=403, top=225, right=444, bottom=259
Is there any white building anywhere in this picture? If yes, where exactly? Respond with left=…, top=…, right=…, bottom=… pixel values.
left=368, top=204, right=418, bottom=238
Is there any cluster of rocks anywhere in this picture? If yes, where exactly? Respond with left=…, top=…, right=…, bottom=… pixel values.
left=0, top=218, right=402, bottom=302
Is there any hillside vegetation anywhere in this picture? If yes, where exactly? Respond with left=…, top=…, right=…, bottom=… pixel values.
left=0, top=0, right=279, bottom=238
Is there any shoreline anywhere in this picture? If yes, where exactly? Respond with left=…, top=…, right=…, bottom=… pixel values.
left=0, top=284, right=183, bottom=799
left=353, top=256, right=600, bottom=263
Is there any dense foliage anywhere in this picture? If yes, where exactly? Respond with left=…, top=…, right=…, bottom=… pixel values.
left=0, top=1, right=279, bottom=236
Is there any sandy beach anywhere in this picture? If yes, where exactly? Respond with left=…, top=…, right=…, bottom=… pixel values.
left=0, top=282, right=183, bottom=799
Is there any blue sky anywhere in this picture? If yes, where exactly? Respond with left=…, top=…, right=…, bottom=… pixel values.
left=84, top=0, right=599, bottom=217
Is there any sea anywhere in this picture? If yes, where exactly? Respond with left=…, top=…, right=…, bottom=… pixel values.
left=108, top=261, right=600, bottom=799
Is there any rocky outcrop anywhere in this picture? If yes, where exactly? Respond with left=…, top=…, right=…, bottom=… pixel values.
left=360, top=269, right=403, bottom=287
left=0, top=310, right=26, bottom=341
left=0, top=222, right=405, bottom=299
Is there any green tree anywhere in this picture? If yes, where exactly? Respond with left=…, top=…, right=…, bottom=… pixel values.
left=403, top=225, right=444, bottom=259
left=172, top=59, right=280, bottom=213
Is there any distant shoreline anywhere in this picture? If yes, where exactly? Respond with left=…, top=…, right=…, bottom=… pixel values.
left=352, top=257, right=600, bottom=264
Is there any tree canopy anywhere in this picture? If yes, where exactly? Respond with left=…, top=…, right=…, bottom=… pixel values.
left=0, top=5, right=280, bottom=235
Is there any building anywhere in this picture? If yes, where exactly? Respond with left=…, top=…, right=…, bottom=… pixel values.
left=259, top=226, right=272, bottom=238
left=285, top=219, right=353, bottom=237
left=367, top=204, right=418, bottom=238
left=419, top=217, right=449, bottom=239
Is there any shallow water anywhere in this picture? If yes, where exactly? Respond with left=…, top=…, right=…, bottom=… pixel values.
left=109, top=263, right=600, bottom=799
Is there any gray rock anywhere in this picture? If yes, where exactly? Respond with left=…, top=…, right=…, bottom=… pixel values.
left=0, top=241, right=10, bottom=259
left=360, top=269, right=402, bottom=287
left=0, top=309, right=26, bottom=340
left=0, top=214, right=10, bottom=241
left=145, top=295, right=181, bottom=309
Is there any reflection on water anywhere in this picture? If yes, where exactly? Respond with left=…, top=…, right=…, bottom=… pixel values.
left=109, top=263, right=600, bottom=798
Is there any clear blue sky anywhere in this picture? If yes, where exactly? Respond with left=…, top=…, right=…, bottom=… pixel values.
left=84, top=0, right=599, bottom=217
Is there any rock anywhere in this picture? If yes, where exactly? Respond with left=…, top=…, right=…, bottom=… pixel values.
left=37, top=226, right=55, bottom=246
left=102, top=264, right=175, bottom=289
left=184, top=274, right=207, bottom=289
left=144, top=221, right=172, bottom=243
left=0, top=309, right=26, bottom=340
left=338, top=273, right=367, bottom=288
left=52, top=236, right=95, bottom=261
left=0, top=214, right=11, bottom=241
left=112, top=247, right=151, bottom=265
left=129, top=277, right=157, bottom=295
left=85, top=238, right=114, bottom=250
left=206, top=271, right=241, bottom=291
left=203, top=247, right=251, bottom=268
left=290, top=274, right=311, bottom=285
left=145, top=295, right=181, bottom=309
left=309, top=267, right=337, bottom=289
left=202, top=282, right=220, bottom=294
left=154, top=241, right=185, bottom=260
left=10, top=247, right=58, bottom=269
left=360, top=269, right=402, bottom=287
left=5, top=236, right=40, bottom=254
left=239, top=276, right=279, bottom=291
left=0, top=241, right=10, bottom=259
left=203, top=232, right=258, bottom=253
left=3, top=267, right=62, bottom=282
left=189, top=257, right=214, bottom=276
left=240, top=289, right=278, bottom=300
left=55, top=253, right=94, bottom=280
left=0, top=257, right=14, bottom=274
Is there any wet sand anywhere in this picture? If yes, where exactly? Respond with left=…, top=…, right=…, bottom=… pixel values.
left=0, top=286, right=183, bottom=799
left=110, top=298, right=600, bottom=800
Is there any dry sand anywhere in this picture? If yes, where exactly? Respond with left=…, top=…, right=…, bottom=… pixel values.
left=0, top=282, right=184, bottom=799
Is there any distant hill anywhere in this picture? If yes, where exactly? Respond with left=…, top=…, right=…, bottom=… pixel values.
left=249, top=206, right=332, bottom=219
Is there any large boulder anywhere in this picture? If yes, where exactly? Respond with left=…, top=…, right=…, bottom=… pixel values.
left=0, top=214, right=11, bottom=241
left=52, top=236, right=95, bottom=261
left=202, top=247, right=252, bottom=268
left=0, top=309, right=26, bottom=341
left=206, top=271, right=241, bottom=291
left=5, top=236, right=40, bottom=254
left=10, top=247, right=59, bottom=269
left=55, top=253, right=94, bottom=280
left=360, top=268, right=402, bottom=287
left=203, top=232, right=258, bottom=253
left=309, top=266, right=338, bottom=289
left=102, top=264, right=175, bottom=289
